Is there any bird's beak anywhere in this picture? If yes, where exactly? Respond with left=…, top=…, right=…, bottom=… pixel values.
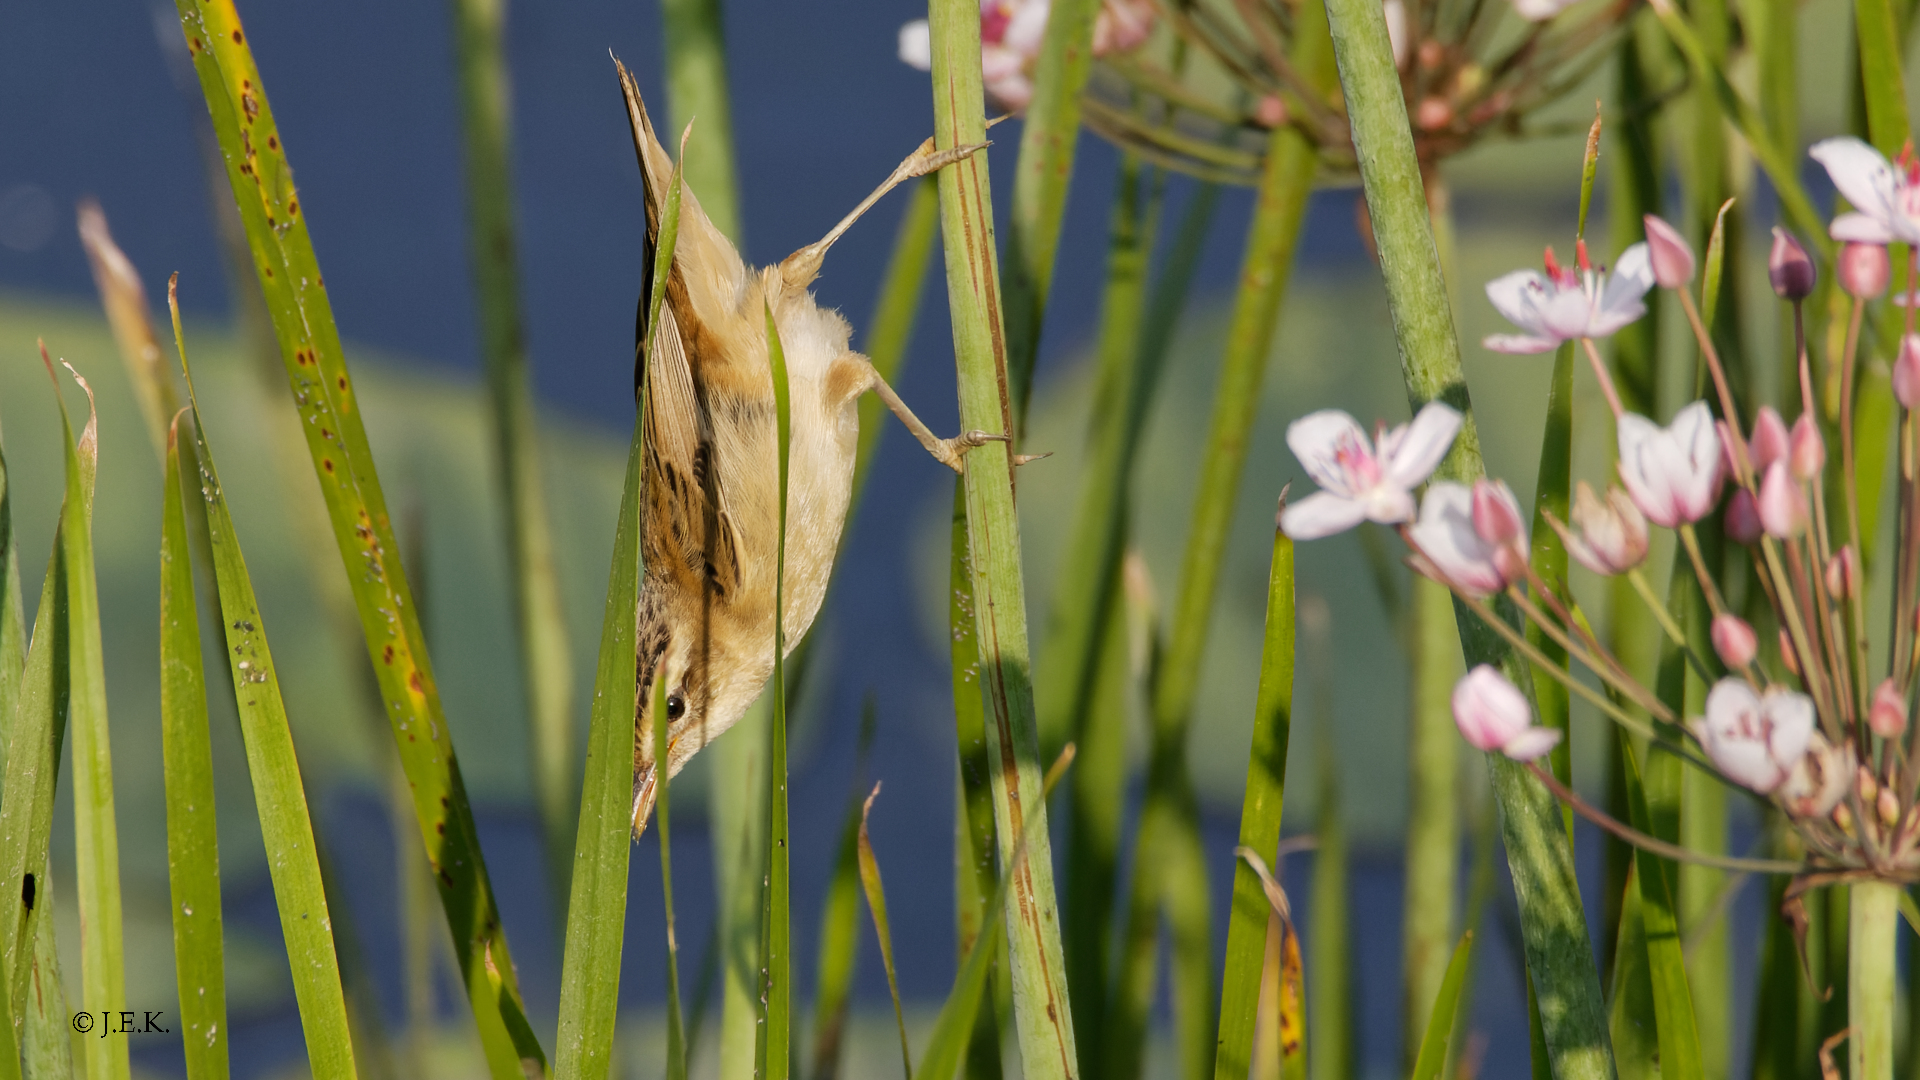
left=631, top=763, right=657, bottom=842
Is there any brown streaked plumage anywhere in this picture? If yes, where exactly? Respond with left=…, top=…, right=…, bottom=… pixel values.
left=616, top=61, right=993, bottom=839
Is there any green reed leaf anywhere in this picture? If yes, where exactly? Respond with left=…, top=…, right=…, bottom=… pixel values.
left=926, top=3, right=1079, bottom=1076
left=1851, top=0, right=1912, bottom=155
left=48, top=362, right=128, bottom=1080
left=1531, top=343, right=1574, bottom=844
left=1214, top=523, right=1295, bottom=1080
left=169, top=7, right=544, bottom=1071
left=1409, top=933, right=1473, bottom=1080
left=450, top=0, right=577, bottom=897
left=808, top=706, right=875, bottom=1080
left=1321, top=0, right=1616, bottom=1074
left=756, top=301, right=794, bottom=1080
left=661, top=0, right=741, bottom=243
left=857, top=787, right=914, bottom=1078
left=655, top=677, right=688, bottom=1080
left=1618, top=731, right=1703, bottom=1080
left=178, top=334, right=358, bottom=1079
left=160, top=418, right=229, bottom=1080
left=1308, top=749, right=1352, bottom=1080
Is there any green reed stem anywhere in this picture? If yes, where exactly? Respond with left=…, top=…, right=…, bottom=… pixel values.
left=450, top=0, right=576, bottom=896
left=660, top=0, right=741, bottom=243
left=1532, top=343, right=1574, bottom=843
left=171, top=7, right=544, bottom=1071
left=1400, top=575, right=1461, bottom=1075
left=1322, top=0, right=1615, bottom=1072
left=1307, top=746, right=1352, bottom=1080
left=1850, top=880, right=1898, bottom=1080
left=927, top=1, right=1078, bottom=1073
left=950, top=480, right=1006, bottom=1080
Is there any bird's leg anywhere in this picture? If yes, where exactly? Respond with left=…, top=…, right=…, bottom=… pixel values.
left=865, top=365, right=1006, bottom=474
left=779, top=137, right=989, bottom=289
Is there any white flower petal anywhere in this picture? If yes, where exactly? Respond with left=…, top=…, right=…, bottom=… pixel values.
left=1485, top=270, right=1549, bottom=332
left=1279, top=492, right=1370, bottom=539
left=1501, top=726, right=1563, bottom=761
left=1599, top=243, right=1654, bottom=313
left=1810, top=137, right=1900, bottom=226
left=1830, top=212, right=1898, bottom=244
left=1380, top=402, right=1462, bottom=488
left=1761, top=690, right=1815, bottom=766
left=1410, top=483, right=1506, bottom=595
left=1483, top=333, right=1561, bottom=354
left=898, top=20, right=933, bottom=69
left=1584, top=296, right=1648, bottom=339
left=1286, top=410, right=1372, bottom=497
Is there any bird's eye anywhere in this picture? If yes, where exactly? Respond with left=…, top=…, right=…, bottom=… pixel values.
left=666, top=694, right=686, bottom=721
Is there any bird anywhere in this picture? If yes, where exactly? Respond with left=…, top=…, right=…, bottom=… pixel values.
left=615, top=59, right=995, bottom=839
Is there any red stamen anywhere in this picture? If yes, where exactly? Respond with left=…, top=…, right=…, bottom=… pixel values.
left=1543, top=245, right=1561, bottom=278
left=1575, top=238, right=1591, bottom=273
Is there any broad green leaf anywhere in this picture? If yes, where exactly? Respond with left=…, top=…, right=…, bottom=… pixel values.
left=168, top=6, right=544, bottom=1071
left=160, top=418, right=230, bottom=1080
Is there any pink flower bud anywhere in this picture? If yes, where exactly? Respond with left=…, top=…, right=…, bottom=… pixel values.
left=1769, top=228, right=1815, bottom=300
left=1788, top=414, right=1825, bottom=480
left=1642, top=214, right=1696, bottom=289
left=1895, top=334, right=1920, bottom=410
left=1878, top=785, right=1901, bottom=828
left=1749, top=406, right=1789, bottom=473
left=1557, top=482, right=1649, bottom=575
left=1838, top=242, right=1890, bottom=299
left=1826, top=545, right=1858, bottom=599
left=1869, top=677, right=1907, bottom=738
left=1471, top=479, right=1526, bottom=545
left=1254, top=95, right=1288, bottom=128
left=1415, top=96, right=1454, bottom=131
left=1758, top=462, right=1808, bottom=538
left=1726, top=488, right=1763, bottom=544
left=1711, top=614, right=1757, bottom=669
left=1779, top=627, right=1801, bottom=675
left=1451, top=665, right=1560, bottom=761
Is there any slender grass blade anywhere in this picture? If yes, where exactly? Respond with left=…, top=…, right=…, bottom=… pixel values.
left=47, top=360, right=129, bottom=1080
left=167, top=7, right=544, bottom=1071
left=1214, top=522, right=1295, bottom=1080
left=177, top=316, right=359, bottom=1079
left=1618, top=733, right=1704, bottom=1080
left=1408, top=933, right=1473, bottom=1080
left=856, top=787, right=914, bottom=1078
left=756, top=301, right=794, bottom=1080
left=160, top=418, right=230, bottom=1080
left=808, top=702, right=877, bottom=1080
left=654, top=678, right=687, bottom=1080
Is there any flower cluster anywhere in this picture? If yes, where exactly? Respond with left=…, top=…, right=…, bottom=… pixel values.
left=1281, top=135, right=1920, bottom=883
left=898, top=0, right=1155, bottom=112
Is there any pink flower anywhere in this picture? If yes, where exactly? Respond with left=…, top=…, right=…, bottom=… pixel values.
left=1839, top=242, right=1891, bottom=298
left=1451, top=666, right=1562, bottom=761
left=1409, top=482, right=1508, bottom=596
left=1725, top=489, right=1762, bottom=544
left=1749, top=406, right=1790, bottom=473
left=1780, top=732, right=1853, bottom=818
left=1826, top=544, right=1858, bottom=599
left=1895, top=334, right=1920, bottom=409
left=1869, top=677, right=1907, bottom=738
left=1810, top=137, right=1920, bottom=245
left=1757, top=462, right=1808, bottom=538
left=899, top=0, right=1050, bottom=112
left=1482, top=243, right=1654, bottom=353
left=1551, top=481, right=1648, bottom=575
left=1768, top=228, right=1815, bottom=299
left=1642, top=215, right=1695, bottom=288
left=1616, top=402, right=1725, bottom=527
left=1692, top=678, right=1815, bottom=794
left=1789, top=414, right=1824, bottom=480
left=1471, top=479, right=1531, bottom=585
left=1711, top=614, right=1757, bottom=669
left=1280, top=403, right=1462, bottom=539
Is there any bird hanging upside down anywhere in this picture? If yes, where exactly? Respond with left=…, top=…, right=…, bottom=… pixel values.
left=615, top=60, right=997, bottom=839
